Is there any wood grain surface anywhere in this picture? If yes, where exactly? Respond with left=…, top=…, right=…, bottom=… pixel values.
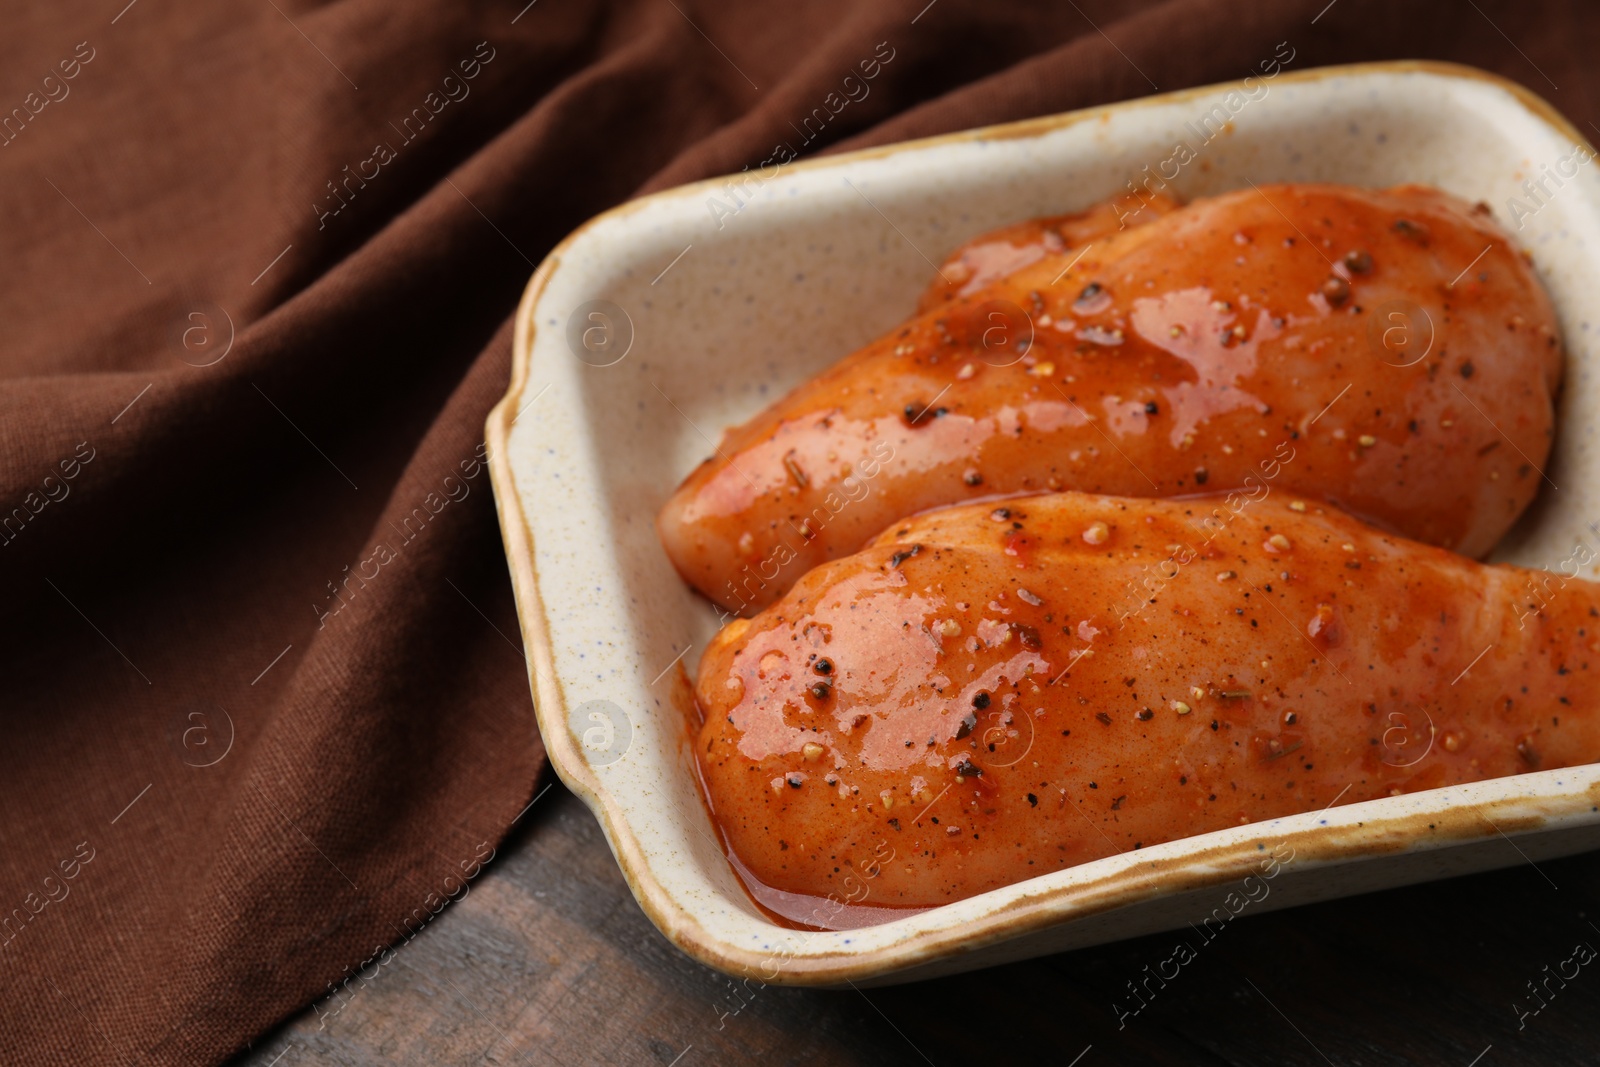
left=233, top=779, right=1600, bottom=1067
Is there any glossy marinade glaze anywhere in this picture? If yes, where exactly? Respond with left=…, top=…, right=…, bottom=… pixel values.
left=693, top=493, right=1600, bottom=914
left=659, top=184, right=1562, bottom=616
left=913, top=190, right=1180, bottom=311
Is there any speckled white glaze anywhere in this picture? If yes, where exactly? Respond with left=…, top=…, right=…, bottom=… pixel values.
left=486, top=62, right=1600, bottom=986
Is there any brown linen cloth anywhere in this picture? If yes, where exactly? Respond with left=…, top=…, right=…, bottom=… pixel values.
left=0, top=0, right=1590, bottom=1062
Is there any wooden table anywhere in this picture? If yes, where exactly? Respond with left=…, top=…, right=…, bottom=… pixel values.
left=235, top=780, right=1600, bottom=1066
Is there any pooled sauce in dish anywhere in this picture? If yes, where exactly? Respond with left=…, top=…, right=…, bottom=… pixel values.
left=693, top=494, right=1600, bottom=921
left=657, top=184, right=1562, bottom=616
left=663, top=185, right=1583, bottom=928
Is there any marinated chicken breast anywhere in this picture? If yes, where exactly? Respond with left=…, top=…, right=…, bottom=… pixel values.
left=660, top=185, right=1562, bottom=615
left=914, top=191, right=1180, bottom=311
left=694, top=493, right=1600, bottom=912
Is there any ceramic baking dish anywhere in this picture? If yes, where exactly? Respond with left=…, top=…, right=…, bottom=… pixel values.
left=486, top=61, right=1600, bottom=986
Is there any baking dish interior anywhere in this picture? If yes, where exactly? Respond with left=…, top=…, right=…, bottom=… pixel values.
left=490, top=61, right=1600, bottom=983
